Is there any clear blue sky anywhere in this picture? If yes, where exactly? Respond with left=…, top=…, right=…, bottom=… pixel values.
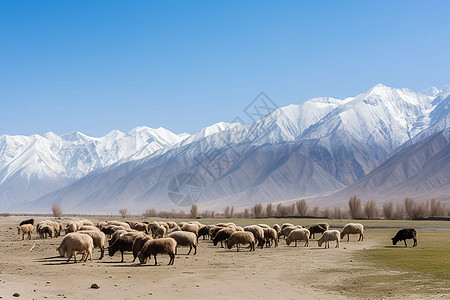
left=1, top=1, right=449, bottom=137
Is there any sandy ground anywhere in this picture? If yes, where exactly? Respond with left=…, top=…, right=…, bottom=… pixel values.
left=0, top=216, right=425, bottom=300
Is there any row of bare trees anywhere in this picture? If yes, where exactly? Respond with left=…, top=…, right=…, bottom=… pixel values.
left=52, top=196, right=445, bottom=220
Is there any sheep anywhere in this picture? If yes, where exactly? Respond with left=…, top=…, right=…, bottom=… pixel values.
left=132, top=222, right=149, bottom=234
left=108, top=232, right=146, bottom=262
left=18, top=224, right=34, bottom=240
left=198, top=225, right=213, bottom=240
left=138, top=238, right=177, bottom=265
left=100, top=224, right=130, bottom=236
left=125, top=221, right=137, bottom=228
left=65, top=221, right=83, bottom=234
left=57, top=232, right=94, bottom=263
left=226, top=231, right=255, bottom=252
left=213, top=227, right=236, bottom=247
left=257, top=224, right=271, bottom=229
left=210, top=226, right=225, bottom=240
left=77, top=230, right=107, bottom=259
left=243, top=225, right=265, bottom=249
left=263, top=228, right=278, bottom=247
left=39, top=224, right=53, bottom=239
left=235, top=226, right=244, bottom=232
left=341, top=223, right=364, bottom=242
left=286, top=229, right=310, bottom=247
left=132, top=235, right=153, bottom=262
left=153, top=225, right=167, bottom=239
left=79, top=219, right=94, bottom=226
left=392, top=228, right=417, bottom=247
left=19, top=218, right=34, bottom=226
left=79, top=225, right=100, bottom=232
left=279, top=226, right=297, bottom=240
left=281, top=223, right=295, bottom=230
left=318, top=230, right=340, bottom=248
left=106, top=221, right=131, bottom=229
left=308, top=223, right=328, bottom=239
left=181, top=223, right=199, bottom=237
left=273, top=224, right=281, bottom=233
left=167, top=231, right=198, bottom=255
left=166, top=221, right=178, bottom=229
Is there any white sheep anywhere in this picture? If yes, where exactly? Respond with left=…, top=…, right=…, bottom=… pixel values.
left=244, top=225, right=265, bottom=249
left=167, top=231, right=198, bottom=255
left=57, top=232, right=94, bottom=263
left=341, top=223, right=364, bottom=241
left=226, top=231, right=255, bottom=252
left=18, top=224, right=34, bottom=240
left=286, top=228, right=310, bottom=247
left=181, top=223, right=199, bottom=237
left=153, top=225, right=167, bottom=239
left=138, top=237, right=177, bottom=265
left=318, top=230, right=340, bottom=248
left=77, top=230, right=106, bottom=259
left=79, top=219, right=94, bottom=226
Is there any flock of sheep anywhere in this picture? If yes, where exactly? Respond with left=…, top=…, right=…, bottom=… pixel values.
left=17, top=218, right=417, bottom=265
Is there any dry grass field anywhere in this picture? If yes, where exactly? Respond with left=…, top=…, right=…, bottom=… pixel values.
left=1, top=216, right=449, bottom=299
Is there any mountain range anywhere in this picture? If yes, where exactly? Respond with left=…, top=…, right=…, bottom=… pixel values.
left=1, top=83, right=449, bottom=213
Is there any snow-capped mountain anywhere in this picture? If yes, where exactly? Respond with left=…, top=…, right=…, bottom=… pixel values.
left=24, top=83, right=450, bottom=213
left=0, top=127, right=188, bottom=210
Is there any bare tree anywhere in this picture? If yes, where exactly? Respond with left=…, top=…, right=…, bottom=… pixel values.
left=244, top=208, right=250, bottom=218
left=276, top=204, right=291, bottom=217
left=224, top=206, right=231, bottom=218
left=321, top=208, right=331, bottom=218
left=394, top=203, right=405, bottom=219
left=364, top=200, right=378, bottom=219
left=404, top=198, right=415, bottom=219
left=230, top=206, right=234, bottom=218
left=266, top=203, right=274, bottom=217
left=348, top=196, right=362, bottom=219
left=383, top=202, right=394, bottom=220
left=190, top=204, right=198, bottom=219
left=312, top=206, right=319, bottom=217
left=430, top=199, right=445, bottom=216
left=142, top=208, right=157, bottom=218
left=333, top=207, right=343, bottom=219
left=119, top=208, right=128, bottom=218
left=252, top=203, right=264, bottom=218
left=296, top=199, right=308, bottom=216
left=52, top=203, right=62, bottom=217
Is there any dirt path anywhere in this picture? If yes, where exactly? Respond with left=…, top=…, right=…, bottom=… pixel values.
left=1, top=216, right=378, bottom=299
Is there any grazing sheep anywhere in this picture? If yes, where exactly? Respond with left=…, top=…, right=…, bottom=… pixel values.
left=263, top=228, right=278, bottom=247
left=198, top=225, right=213, bottom=240
left=132, top=235, right=153, bottom=262
left=19, top=218, right=34, bottom=226
left=226, top=231, right=255, bottom=252
left=308, top=223, right=329, bottom=239
left=79, top=219, right=94, bottom=226
left=57, top=233, right=94, bottom=263
left=108, top=232, right=146, bottom=262
left=77, top=230, right=107, bottom=259
left=167, top=231, right=198, bottom=255
left=138, top=238, right=177, bottom=265
left=18, top=224, right=34, bottom=240
left=281, top=223, right=295, bottom=230
left=318, top=230, right=340, bottom=248
left=286, top=229, right=310, bottom=247
left=279, top=226, right=297, bottom=240
left=235, top=226, right=244, bottom=232
left=39, top=224, right=53, bottom=239
left=210, top=226, right=224, bottom=240
left=166, top=221, right=178, bottom=229
left=153, top=225, right=167, bottom=239
left=243, top=225, right=265, bottom=249
left=257, top=224, right=271, bottom=229
left=341, top=223, right=364, bottom=242
left=132, top=222, right=149, bottom=234
left=392, top=228, right=417, bottom=247
left=181, top=223, right=199, bottom=237
left=125, top=221, right=137, bottom=228
left=273, top=224, right=281, bottom=233
left=213, top=227, right=236, bottom=247
left=65, top=221, right=83, bottom=234
left=79, top=225, right=100, bottom=232
left=107, top=221, right=131, bottom=229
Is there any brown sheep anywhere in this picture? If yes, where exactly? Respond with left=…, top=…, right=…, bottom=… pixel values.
left=18, top=224, right=34, bottom=240
left=138, top=238, right=177, bottom=265
left=226, top=231, right=255, bottom=252
left=132, top=235, right=153, bottom=262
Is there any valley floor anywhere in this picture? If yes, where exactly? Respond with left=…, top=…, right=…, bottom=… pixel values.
left=0, top=216, right=449, bottom=300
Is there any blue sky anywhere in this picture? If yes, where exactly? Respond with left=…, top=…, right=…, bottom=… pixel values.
left=1, top=1, right=449, bottom=137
